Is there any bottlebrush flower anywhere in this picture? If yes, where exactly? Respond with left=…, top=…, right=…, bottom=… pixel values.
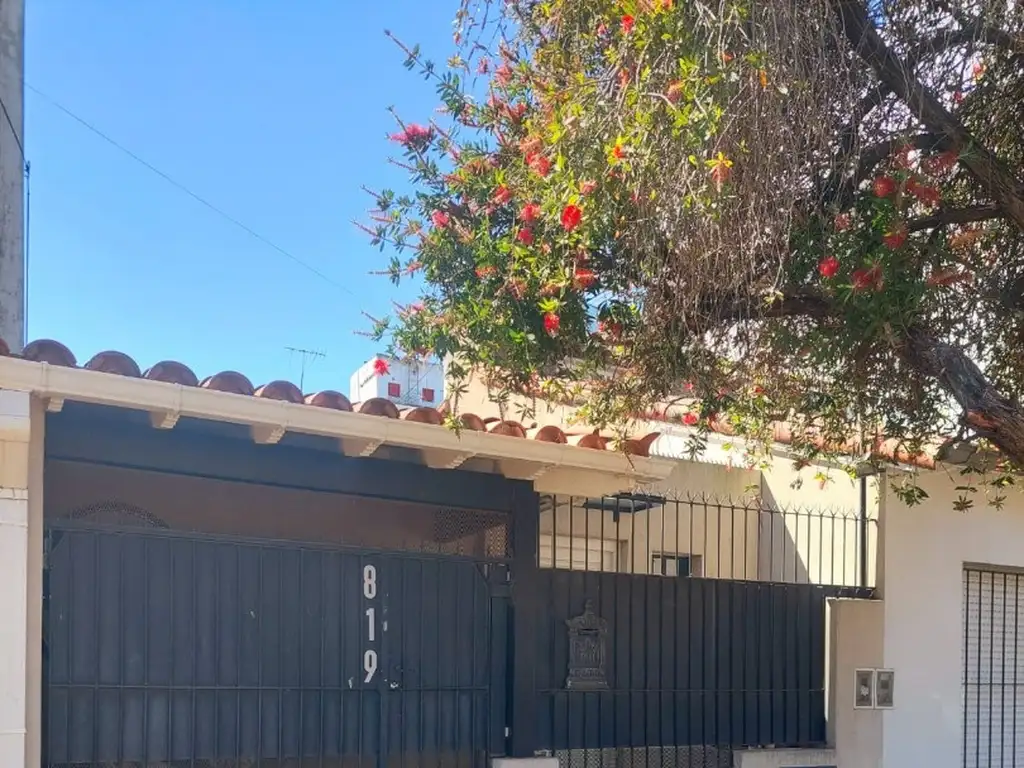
left=492, top=185, right=513, bottom=205
left=573, top=268, right=597, bottom=290
left=834, top=213, right=851, bottom=231
left=910, top=183, right=941, bottom=207
left=818, top=255, right=840, bottom=279
left=389, top=123, right=433, bottom=147
left=520, top=135, right=544, bottom=156
left=476, top=266, right=497, bottom=279
left=580, top=179, right=598, bottom=195
left=851, top=263, right=884, bottom=292
left=922, top=150, right=958, bottom=175
left=520, top=202, right=541, bottom=223
left=621, top=14, right=635, bottom=33
left=526, top=152, right=551, bottom=176
left=543, top=313, right=561, bottom=335
left=495, top=63, right=514, bottom=86
left=561, top=204, right=583, bottom=231
left=373, top=358, right=390, bottom=377
left=683, top=412, right=699, bottom=426
left=517, top=228, right=534, bottom=245
left=873, top=176, right=896, bottom=198
left=883, top=224, right=908, bottom=250
left=430, top=210, right=450, bottom=229
left=666, top=81, right=684, bottom=103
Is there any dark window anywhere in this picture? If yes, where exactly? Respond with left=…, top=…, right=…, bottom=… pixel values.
left=387, top=382, right=401, bottom=398
left=651, top=553, right=702, bottom=577
left=422, top=387, right=435, bottom=403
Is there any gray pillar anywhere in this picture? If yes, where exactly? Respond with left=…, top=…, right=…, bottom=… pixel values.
left=0, top=0, right=23, bottom=352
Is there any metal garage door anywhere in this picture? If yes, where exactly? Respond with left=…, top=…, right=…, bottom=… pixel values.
left=963, top=567, right=1024, bottom=767
left=43, top=521, right=511, bottom=768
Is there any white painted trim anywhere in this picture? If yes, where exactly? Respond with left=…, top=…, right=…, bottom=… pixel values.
left=0, top=357, right=676, bottom=484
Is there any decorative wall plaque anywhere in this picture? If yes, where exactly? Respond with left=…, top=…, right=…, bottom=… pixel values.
left=565, top=600, right=609, bottom=690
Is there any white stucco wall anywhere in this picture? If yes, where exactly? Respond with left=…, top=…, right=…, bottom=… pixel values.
left=881, top=470, right=1024, bottom=768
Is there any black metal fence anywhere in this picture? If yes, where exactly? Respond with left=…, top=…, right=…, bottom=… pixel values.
left=526, top=494, right=877, bottom=767
left=43, top=501, right=513, bottom=768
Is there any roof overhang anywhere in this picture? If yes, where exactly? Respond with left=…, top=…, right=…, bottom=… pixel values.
left=0, top=357, right=676, bottom=496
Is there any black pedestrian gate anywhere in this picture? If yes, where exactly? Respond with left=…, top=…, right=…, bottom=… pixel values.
left=43, top=520, right=511, bottom=767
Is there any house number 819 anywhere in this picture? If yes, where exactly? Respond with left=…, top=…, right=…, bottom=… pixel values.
left=363, top=564, right=378, bottom=683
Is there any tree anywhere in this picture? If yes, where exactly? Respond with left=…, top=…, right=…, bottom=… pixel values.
left=364, top=0, right=1024, bottom=508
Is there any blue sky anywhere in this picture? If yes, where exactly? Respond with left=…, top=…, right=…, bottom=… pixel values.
left=25, top=1, right=454, bottom=394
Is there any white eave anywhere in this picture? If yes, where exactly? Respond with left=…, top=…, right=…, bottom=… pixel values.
left=0, top=357, right=676, bottom=496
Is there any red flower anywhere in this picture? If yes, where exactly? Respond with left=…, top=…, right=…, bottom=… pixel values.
left=477, top=57, right=490, bottom=75
left=953, top=90, right=965, bottom=105
left=430, top=210, right=450, bottom=229
left=580, top=179, right=598, bottom=195
left=618, top=68, right=631, bottom=89
left=851, top=263, right=884, bottom=292
left=666, top=81, right=684, bottom=103
left=598, top=320, right=622, bottom=339
left=893, top=144, right=915, bottom=169
left=682, top=412, right=699, bottom=426
left=389, top=123, right=433, bottom=147
left=911, top=183, right=941, bottom=207
left=527, top=152, right=551, bottom=176
left=520, top=135, right=544, bottom=156
left=495, top=63, right=514, bottom=86
left=596, top=23, right=609, bottom=36
left=621, top=14, right=635, bottom=33
left=834, top=213, right=851, bottom=231
left=573, top=268, right=597, bottom=290
left=883, top=224, right=908, bottom=250
left=492, top=185, right=513, bottom=205
left=973, top=60, right=986, bottom=81
left=922, top=150, right=958, bottom=175
left=873, top=176, right=897, bottom=198
left=476, top=265, right=497, bottom=279
left=612, top=144, right=625, bottom=161
left=818, top=255, right=840, bottom=279
left=517, top=228, right=534, bottom=245
left=543, top=312, right=561, bottom=335
left=520, top=202, right=541, bottom=223
left=561, top=204, right=583, bottom=231
left=373, top=358, right=390, bottom=377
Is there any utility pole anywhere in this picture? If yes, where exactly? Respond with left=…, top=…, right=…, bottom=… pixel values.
left=285, top=346, right=325, bottom=392
left=0, top=0, right=24, bottom=352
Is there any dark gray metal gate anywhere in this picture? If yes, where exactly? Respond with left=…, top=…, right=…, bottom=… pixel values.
left=42, top=521, right=510, bottom=767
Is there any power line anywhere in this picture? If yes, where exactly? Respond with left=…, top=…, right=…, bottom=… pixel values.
left=26, top=84, right=355, bottom=296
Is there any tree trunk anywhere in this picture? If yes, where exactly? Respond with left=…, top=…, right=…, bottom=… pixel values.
left=903, top=326, right=1024, bottom=466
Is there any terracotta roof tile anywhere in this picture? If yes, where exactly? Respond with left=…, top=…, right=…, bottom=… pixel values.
left=0, top=338, right=661, bottom=457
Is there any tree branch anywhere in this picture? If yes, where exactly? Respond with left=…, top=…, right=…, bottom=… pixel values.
left=902, top=325, right=1024, bottom=466
left=908, top=203, right=1005, bottom=232
left=833, top=0, right=1024, bottom=231
left=853, top=133, right=942, bottom=186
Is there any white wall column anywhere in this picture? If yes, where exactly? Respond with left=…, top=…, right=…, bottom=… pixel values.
left=0, top=389, right=31, bottom=765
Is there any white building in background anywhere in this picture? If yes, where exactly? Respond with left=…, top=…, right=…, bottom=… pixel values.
left=349, top=355, right=444, bottom=409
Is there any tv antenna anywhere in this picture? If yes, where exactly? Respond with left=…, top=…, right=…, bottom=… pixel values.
left=285, top=346, right=326, bottom=391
